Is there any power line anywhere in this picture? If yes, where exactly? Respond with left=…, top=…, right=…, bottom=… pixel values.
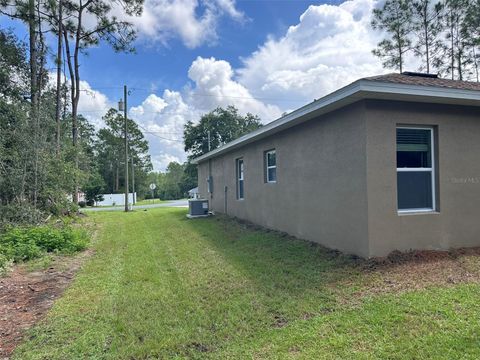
left=136, top=123, right=184, bottom=143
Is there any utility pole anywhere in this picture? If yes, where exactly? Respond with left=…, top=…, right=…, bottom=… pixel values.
left=207, top=130, right=211, bottom=152
left=131, top=157, right=135, bottom=205
left=118, top=86, right=129, bottom=212
left=124, top=85, right=129, bottom=212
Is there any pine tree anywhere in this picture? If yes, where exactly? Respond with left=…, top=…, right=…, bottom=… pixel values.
left=411, top=0, right=444, bottom=73
left=371, top=0, right=414, bottom=73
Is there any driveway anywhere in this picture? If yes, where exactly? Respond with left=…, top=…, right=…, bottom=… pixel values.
left=81, top=199, right=188, bottom=212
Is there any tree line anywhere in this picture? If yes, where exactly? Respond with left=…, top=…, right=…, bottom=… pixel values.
left=0, top=27, right=152, bottom=216
left=0, top=0, right=143, bottom=223
left=144, top=106, right=263, bottom=201
left=371, top=0, right=480, bottom=80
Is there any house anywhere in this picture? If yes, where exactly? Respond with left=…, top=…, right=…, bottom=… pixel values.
left=188, top=187, right=199, bottom=199
left=193, top=73, right=480, bottom=258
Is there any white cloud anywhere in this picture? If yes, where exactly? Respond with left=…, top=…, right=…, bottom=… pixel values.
left=151, top=153, right=182, bottom=171
left=78, top=0, right=419, bottom=172
left=186, top=56, right=282, bottom=122
left=237, top=0, right=387, bottom=106
left=130, top=0, right=245, bottom=48
left=77, top=80, right=114, bottom=129
left=129, top=90, right=195, bottom=167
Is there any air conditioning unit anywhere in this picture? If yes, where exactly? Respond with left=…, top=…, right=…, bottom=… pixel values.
left=187, top=199, right=209, bottom=218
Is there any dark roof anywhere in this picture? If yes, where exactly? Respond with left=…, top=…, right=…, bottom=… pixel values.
left=364, top=73, right=480, bottom=91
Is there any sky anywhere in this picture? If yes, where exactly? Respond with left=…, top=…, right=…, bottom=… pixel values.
left=2, top=0, right=392, bottom=171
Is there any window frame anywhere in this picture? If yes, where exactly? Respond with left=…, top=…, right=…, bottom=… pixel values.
left=396, top=126, right=436, bottom=214
left=236, top=158, right=244, bottom=200
left=265, top=149, right=277, bottom=184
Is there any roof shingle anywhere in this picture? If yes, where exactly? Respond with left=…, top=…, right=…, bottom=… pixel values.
left=364, top=73, right=480, bottom=91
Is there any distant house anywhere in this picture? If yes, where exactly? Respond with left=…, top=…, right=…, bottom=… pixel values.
left=194, top=73, right=480, bottom=258
left=188, top=187, right=199, bottom=199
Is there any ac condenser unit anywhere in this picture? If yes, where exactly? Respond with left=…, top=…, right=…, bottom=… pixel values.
left=187, top=199, right=209, bottom=218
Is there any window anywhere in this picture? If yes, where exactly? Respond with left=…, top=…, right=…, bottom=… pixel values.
left=396, top=127, right=436, bottom=212
left=265, top=149, right=276, bottom=183
left=236, top=158, right=244, bottom=200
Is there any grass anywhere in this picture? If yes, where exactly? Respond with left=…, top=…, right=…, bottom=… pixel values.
left=13, top=208, right=480, bottom=359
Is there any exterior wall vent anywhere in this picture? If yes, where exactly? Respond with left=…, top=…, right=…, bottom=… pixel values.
left=402, top=72, right=438, bottom=79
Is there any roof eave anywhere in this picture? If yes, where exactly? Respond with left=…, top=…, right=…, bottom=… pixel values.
left=192, top=80, right=480, bottom=164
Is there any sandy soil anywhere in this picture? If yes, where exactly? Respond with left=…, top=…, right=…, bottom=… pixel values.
left=0, top=250, right=92, bottom=359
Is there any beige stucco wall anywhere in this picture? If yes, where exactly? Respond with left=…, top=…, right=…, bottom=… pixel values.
left=198, top=99, right=480, bottom=258
left=365, top=100, right=480, bottom=257
left=198, top=102, right=370, bottom=257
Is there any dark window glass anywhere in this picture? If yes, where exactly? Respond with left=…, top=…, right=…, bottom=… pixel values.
left=265, top=150, right=276, bottom=183
left=397, top=128, right=431, bottom=168
left=238, top=180, right=244, bottom=199
left=267, top=151, right=276, bottom=167
left=267, top=168, right=276, bottom=182
left=397, top=172, right=433, bottom=210
left=237, top=159, right=244, bottom=199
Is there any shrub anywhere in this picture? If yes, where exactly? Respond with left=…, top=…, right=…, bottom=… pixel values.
left=46, top=196, right=79, bottom=216
left=0, top=253, right=13, bottom=275
left=86, top=199, right=94, bottom=207
left=0, top=225, right=89, bottom=265
left=0, top=203, right=44, bottom=231
left=78, top=201, right=86, bottom=208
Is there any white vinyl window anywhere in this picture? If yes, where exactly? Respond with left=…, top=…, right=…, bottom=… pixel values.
left=236, top=158, right=244, bottom=200
left=265, top=149, right=277, bottom=183
left=397, top=127, right=436, bottom=213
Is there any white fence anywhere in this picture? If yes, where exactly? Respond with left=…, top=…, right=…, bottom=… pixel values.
left=96, top=193, right=136, bottom=206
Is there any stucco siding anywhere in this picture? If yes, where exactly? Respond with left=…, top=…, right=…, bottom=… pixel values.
left=365, top=100, right=480, bottom=257
left=198, top=102, right=370, bottom=257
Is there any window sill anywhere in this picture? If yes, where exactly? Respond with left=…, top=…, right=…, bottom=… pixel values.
left=398, top=210, right=440, bottom=216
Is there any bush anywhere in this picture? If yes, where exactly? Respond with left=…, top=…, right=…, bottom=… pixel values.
left=0, top=203, right=44, bottom=231
left=78, top=201, right=86, bottom=208
left=46, top=196, right=79, bottom=216
left=0, top=252, right=13, bottom=275
left=86, top=199, right=94, bottom=207
left=0, top=225, right=89, bottom=264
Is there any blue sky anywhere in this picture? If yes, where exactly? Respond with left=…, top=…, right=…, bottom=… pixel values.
left=2, top=0, right=389, bottom=170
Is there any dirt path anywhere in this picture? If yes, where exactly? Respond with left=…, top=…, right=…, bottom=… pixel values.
left=0, top=250, right=92, bottom=359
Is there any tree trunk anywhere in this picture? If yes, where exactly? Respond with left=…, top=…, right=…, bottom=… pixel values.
left=115, top=165, right=119, bottom=192
left=28, top=0, right=38, bottom=206
left=55, top=0, right=63, bottom=153
left=424, top=19, right=430, bottom=73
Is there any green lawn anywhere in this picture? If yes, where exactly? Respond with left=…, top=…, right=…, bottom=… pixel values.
left=14, top=208, right=480, bottom=359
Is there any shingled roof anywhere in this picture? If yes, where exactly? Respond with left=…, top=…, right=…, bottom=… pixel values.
left=364, top=72, right=480, bottom=91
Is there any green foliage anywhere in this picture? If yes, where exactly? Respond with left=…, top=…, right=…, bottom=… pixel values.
left=83, top=173, right=105, bottom=205
left=0, top=224, right=89, bottom=267
left=0, top=252, right=13, bottom=275
left=0, top=203, right=44, bottom=231
left=96, top=109, right=152, bottom=195
left=371, top=0, right=480, bottom=80
left=411, top=0, right=445, bottom=73
left=371, top=0, right=413, bottom=73
left=179, top=105, right=262, bottom=199
left=184, top=105, right=262, bottom=160
left=147, top=161, right=198, bottom=200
